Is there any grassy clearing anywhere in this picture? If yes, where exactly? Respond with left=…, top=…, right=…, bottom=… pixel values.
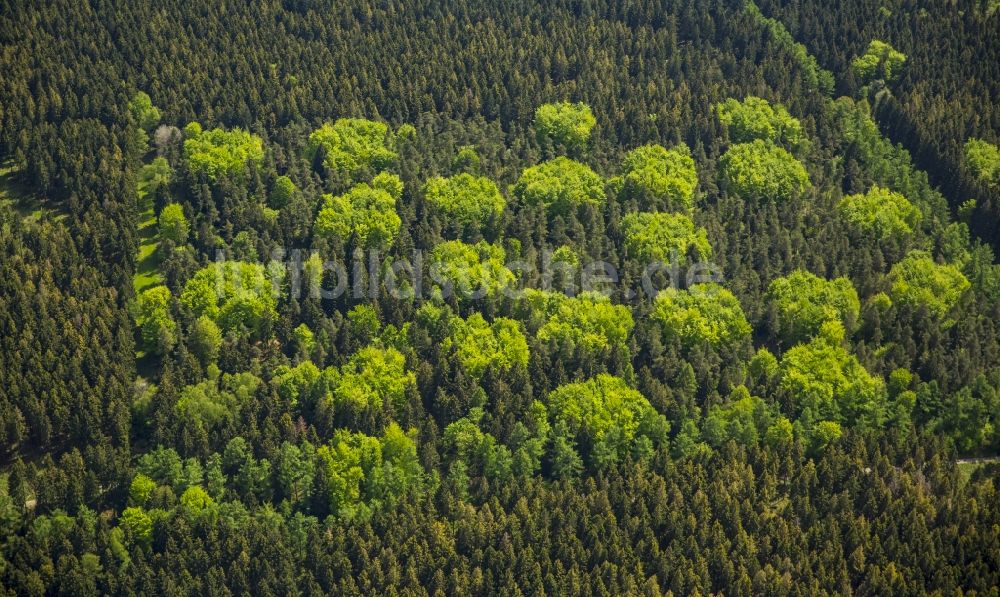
left=133, top=186, right=164, bottom=293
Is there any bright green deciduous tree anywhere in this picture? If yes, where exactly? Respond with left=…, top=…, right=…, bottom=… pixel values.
left=618, top=143, right=698, bottom=211
left=307, top=118, right=396, bottom=181
left=180, top=261, right=279, bottom=334
left=328, top=346, right=415, bottom=412
left=716, top=96, right=805, bottom=151
left=158, top=203, right=189, bottom=245
left=175, top=367, right=262, bottom=428
left=621, top=211, right=712, bottom=265
left=720, top=139, right=810, bottom=200
left=965, top=138, right=1000, bottom=186
left=779, top=332, right=887, bottom=428
left=120, top=507, right=153, bottom=547
left=183, top=125, right=264, bottom=181
left=851, top=40, right=907, bottom=83
left=429, top=240, right=514, bottom=299
left=888, top=251, right=970, bottom=317
left=651, top=284, right=751, bottom=349
left=189, top=315, right=222, bottom=365
left=271, top=361, right=321, bottom=408
left=533, top=101, right=597, bottom=152
left=179, top=486, right=214, bottom=516
left=423, top=173, right=505, bottom=228
left=314, top=180, right=402, bottom=248
left=444, top=313, right=529, bottom=378
left=128, top=474, right=157, bottom=507
left=443, top=408, right=514, bottom=482
left=129, top=91, right=161, bottom=131
left=270, top=175, right=296, bottom=208
left=138, top=157, right=171, bottom=195
left=546, top=375, right=669, bottom=470
left=316, top=423, right=422, bottom=520
left=703, top=385, right=791, bottom=448
left=132, top=286, right=177, bottom=355
left=511, top=156, right=605, bottom=214
left=839, top=186, right=921, bottom=239
left=517, top=289, right=633, bottom=353
left=767, top=270, right=861, bottom=344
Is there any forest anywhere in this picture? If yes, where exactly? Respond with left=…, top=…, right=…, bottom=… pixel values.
left=0, top=0, right=999, bottom=594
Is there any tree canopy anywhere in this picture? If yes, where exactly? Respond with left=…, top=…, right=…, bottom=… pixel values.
left=179, top=261, right=279, bottom=334
left=767, top=270, right=861, bottom=344
left=444, top=313, right=529, bottom=378
left=314, top=179, right=403, bottom=248
left=887, top=250, right=970, bottom=317
left=422, top=173, right=505, bottom=230
left=307, top=118, right=396, bottom=182
left=617, top=143, right=699, bottom=211
left=183, top=125, right=264, bottom=181
left=546, top=375, right=670, bottom=470
left=429, top=240, right=514, bottom=298
left=511, top=157, right=605, bottom=214
left=533, top=101, right=597, bottom=152
left=716, top=96, right=805, bottom=151
left=621, top=211, right=712, bottom=265
left=719, top=139, right=810, bottom=200
left=965, top=138, right=1000, bottom=187
left=838, top=185, right=922, bottom=239
left=851, top=39, right=907, bottom=83
left=651, top=284, right=751, bottom=349
left=517, top=289, right=633, bottom=353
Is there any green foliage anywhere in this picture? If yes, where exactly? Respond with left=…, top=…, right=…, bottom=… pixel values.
left=511, top=156, right=605, bottom=214
left=179, top=486, right=214, bottom=515
left=317, top=423, right=422, bottom=520
left=270, top=175, right=296, bottom=209
left=314, top=181, right=402, bottom=248
left=128, top=474, right=157, bottom=507
left=183, top=125, right=264, bottom=181
left=443, top=408, right=514, bottom=481
left=293, top=323, right=315, bottom=355
left=189, top=315, right=222, bottom=365
left=651, top=284, right=751, bottom=349
left=618, top=143, right=698, bottom=211
left=851, top=40, right=907, bottom=83
left=517, top=289, right=633, bottom=353
left=328, top=346, right=415, bottom=412
left=780, top=333, right=887, bottom=428
left=429, top=240, right=514, bottom=298
left=767, top=270, right=861, bottom=344
left=176, top=367, right=261, bottom=428
left=720, top=139, right=810, bottom=200
left=533, top=101, right=597, bottom=151
left=180, top=261, right=279, bottom=334
left=120, top=507, right=153, bottom=547
left=964, top=138, right=1000, bottom=186
left=547, top=375, right=669, bottom=470
left=839, top=185, right=922, bottom=239
left=423, top=173, right=505, bottom=229
left=307, top=118, right=396, bottom=181
left=138, top=157, right=171, bottom=195
left=716, top=96, right=805, bottom=151
left=452, top=145, right=481, bottom=174
left=703, top=386, right=789, bottom=448
left=132, top=286, right=177, bottom=355
left=621, top=211, right=712, bottom=264
left=157, top=203, right=189, bottom=245
left=444, top=313, right=529, bottom=378
left=888, top=251, right=970, bottom=317
left=128, top=91, right=160, bottom=131
left=271, top=361, right=321, bottom=408
left=745, top=0, right=835, bottom=93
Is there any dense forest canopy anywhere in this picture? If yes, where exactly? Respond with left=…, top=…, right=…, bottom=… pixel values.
left=0, top=0, right=998, bottom=594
